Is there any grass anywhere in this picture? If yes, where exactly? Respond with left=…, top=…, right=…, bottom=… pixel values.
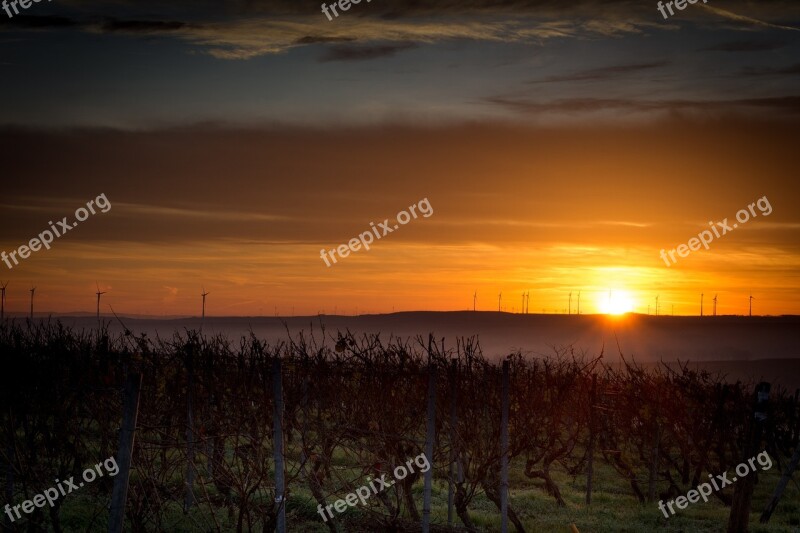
left=278, top=455, right=797, bottom=532
left=36, top=446, right=798, bottom=532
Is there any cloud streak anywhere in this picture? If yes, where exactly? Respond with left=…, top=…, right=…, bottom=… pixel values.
left=534, top=61, right=670, bottom=83
left=698, top=39, right=789, bottom=52
left=698, top=4, right=800, bottom=32
left=2, top=1, right=799, bottom=61
left=318, top=42, right=416, bottom=62
left=741, top=63, right=800, bottom=77
left=483, top=95, right=800, bottom=118
left=161, top=18, right=640, bottom=60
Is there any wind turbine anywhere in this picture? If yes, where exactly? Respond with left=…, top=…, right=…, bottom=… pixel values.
left=201, top=287, right=209, bottom=321
left=29, top=286, right=36, bottom=320
left=701, top=293, right=704, bottom=317
left=655, top=295, right=659, bottom=316
left=498, top=292, right=502, bottom=312
left=568, top=292, right=572, bottom=315
left=577, top=291, right=581, bottom=315
left=749, top=294, right=754, bottom=317
left=713, top=294, right=718, bottom=317
left=473, top=291, right=477, bottom=312
left=95, top=283, right=107, bottom=322
left=0, top=281, right=7, bottom=321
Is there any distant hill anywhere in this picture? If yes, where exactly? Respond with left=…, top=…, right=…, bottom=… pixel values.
left=31, top=310, right=798, bottom=365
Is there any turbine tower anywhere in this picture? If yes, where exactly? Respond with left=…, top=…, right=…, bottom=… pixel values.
left=201, top=287, right=210, bottom=321
left=577, top=291, right=581, bottom=315
left=568, top=292, right=572, bottom=315
left=95, top=283, right=107, bottom=322
left=473, top=291, right=477, bottom=312
left=655, top=295, right=659, bottom=317
left=749, top=294, right=754, bottom=317
left=0, top=281, right=7, bottom=321
left=498, top=292, right=502, bottom=312
left=29, top=286, right=36, bottom=320
left=713, top=294, right=718, bottom=317
left=701, top=293, right=704, bottom=317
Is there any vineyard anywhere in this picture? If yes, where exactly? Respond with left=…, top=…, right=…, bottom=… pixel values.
left=1, top=319, right=799, bottom=532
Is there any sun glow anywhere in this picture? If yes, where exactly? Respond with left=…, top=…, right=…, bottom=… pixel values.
left=598, top=290, right=635, bottom=315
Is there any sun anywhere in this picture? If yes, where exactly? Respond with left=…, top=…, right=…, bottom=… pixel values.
left=599, top=290, right=635, bottom=315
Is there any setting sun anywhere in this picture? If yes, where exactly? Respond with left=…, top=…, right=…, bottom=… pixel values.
left=598, top=290, right=635, bottom=315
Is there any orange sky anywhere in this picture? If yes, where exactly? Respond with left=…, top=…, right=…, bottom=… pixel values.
left=0, top=121, right=797, bottom=317
left=2, top=0, right=800, bottom=317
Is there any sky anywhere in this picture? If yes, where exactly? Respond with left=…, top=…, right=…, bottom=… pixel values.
left=0, top=0, right=799, bottom=316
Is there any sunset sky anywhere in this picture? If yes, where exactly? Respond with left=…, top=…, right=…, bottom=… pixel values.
left=1, top=0, right=799, bottom=316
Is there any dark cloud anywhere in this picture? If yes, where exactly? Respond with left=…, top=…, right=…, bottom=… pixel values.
left=740, top=95, right=800, bottom=110
left=0, top=15, right=193, bottom=33
left=698, top=39, right=789, bottom=52
left=319, top=42, right=416, bottom=62
left=533, top=61, right=670, bottom=83
left=0, top=0, right=654, bottom=25
left=295, top=35, right=356, bottom=44
left=98, top=19, right=191, bottom=32
left=0, top=15, right=79, bottom=29
left=483, top=95, right=800, bottom=115
left=206, top=0, right=800, bottom=24
left=484, top=97, right=639, bottom=114
left=741, top=63, right=800, bottom=76
left=1, top=0, right=799, bottom=64
left=217, top=0, right=642, bottom=16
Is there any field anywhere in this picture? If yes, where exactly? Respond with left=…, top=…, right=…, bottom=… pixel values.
left=1, top=319, right=799, bottom=532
